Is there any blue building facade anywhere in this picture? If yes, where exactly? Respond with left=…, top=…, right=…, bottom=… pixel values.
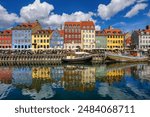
left=12, top=29, right=32, bottom=49
left=12, top=21, right=41, bottom=49
left=50, top=30, right=64, bottom=49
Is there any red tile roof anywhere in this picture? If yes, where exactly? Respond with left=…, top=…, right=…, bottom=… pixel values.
left=64, top=22, right=81, bottom=26
left=64, top=21, right=95, bottom=30
left=33, top=29, right=53, bottom=35
left=81, top=21, right=95, bottom=29
left=0, top=30, right=12, bottom=35
left=104, top=29, right=123, bottom=35
left=13, top=20, right=41, bottom=30
left=144, top=29, right=150, bottom=33
left=95, top=30, right=106, bottom=36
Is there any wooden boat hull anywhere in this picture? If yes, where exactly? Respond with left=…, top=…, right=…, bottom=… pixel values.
left=106, top=53, right=149, bottom=62
left=62, top=56, right=92, bottom=63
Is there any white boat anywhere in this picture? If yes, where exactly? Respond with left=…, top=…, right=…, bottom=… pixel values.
left=62, top=52, right=92, bottom=63
left=106, top=53, right=149, bottom=62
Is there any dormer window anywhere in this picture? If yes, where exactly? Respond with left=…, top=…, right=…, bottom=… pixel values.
left=141, top=31, right=144, bottom=34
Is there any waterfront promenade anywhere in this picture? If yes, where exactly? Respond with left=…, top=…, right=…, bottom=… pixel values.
left=0, top=49, right=106, bottom=65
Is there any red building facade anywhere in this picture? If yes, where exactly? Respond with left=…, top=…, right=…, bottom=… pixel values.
left=0, top=30, right=12, bottom=49
left=64, top=22, right=81, bottom=49
left=0, top=67, right=12, bottom=84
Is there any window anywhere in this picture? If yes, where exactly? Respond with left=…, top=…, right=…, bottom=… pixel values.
left=86, top=34, right=88, bottom=38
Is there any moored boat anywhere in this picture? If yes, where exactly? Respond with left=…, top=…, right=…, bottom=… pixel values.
left=62, top=52, right=92, bottom=63
left=106, top=52, right=149, bottom=62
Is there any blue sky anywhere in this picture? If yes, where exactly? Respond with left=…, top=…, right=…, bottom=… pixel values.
left=0, top=0, right=150, bottom=32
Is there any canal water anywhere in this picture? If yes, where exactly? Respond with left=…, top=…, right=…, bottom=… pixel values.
left=0, top=62, right=150, bottom=100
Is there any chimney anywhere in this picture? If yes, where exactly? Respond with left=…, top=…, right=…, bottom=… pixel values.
left=108, top=26, right=113, bottom=29
left=146, top=25, right=150, bottom=30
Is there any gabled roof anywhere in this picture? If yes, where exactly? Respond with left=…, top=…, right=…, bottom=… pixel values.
left=12, top=20, right=41, bottom=30
left=103, top=29, right=123, bottom=35
left=81, top=21, right=95, bottom=30
left=95, top=30, right=106, bottom=36
left=33, top=29, right=53, bottom=35
left=64, top=22, right=81, bottom=26
left=64, top=21, right=95, bottom=30
left=0, top=30, right=12, bottom=35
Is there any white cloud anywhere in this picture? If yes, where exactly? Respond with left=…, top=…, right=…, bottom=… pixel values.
left=137, top=0, right=148, bottom=3
left=0, top=5, right=19, bottom=29
left=20, top=0, right=54, bottom=21
left=97, top=0, right=136, bottom=20
left=147, top=10, right=150, bottom=17
left=125, top=3, right=148, bottom=18
left=19, top=0, right=96, bottom=28
left=42, top=11, right=95, bottom=27
left=95, top=25, right=101, bottom=30
left=0, top=0, right=97, bottom=29
left=113, top=22, right=127, bottom=27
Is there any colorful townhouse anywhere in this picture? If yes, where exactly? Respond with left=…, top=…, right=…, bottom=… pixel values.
left=95, top=31, right=107, bottom=49
left=12, top=20, right=42, bottom=49
left=125, top=32, right=132, bottom=49
left=32, top=29, right=52, bottom=50
left=103, top=26, right=124, bottom=50
left=81, top=21, right=95, bottom=49
left=0, top=30, right=12, bottom=49
left=64, top=22, right=81, bottom=49
left=50, top=30, right=64, bottom=49
left=132, top=25, right=150, bottom=51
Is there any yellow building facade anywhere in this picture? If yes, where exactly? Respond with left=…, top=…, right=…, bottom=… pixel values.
left=32, top=30, right=52, bottom=50
left=104, top=26, right=124, bottom=50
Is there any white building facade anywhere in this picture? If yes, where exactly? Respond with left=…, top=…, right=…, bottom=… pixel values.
left=81, top=21, right=95, bottom=50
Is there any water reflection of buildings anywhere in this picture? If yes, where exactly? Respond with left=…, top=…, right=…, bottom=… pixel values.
left=0, top=67, right=13, bottom=99
left=31, top=67, right=52, bottom=91
left=22, top=67, right=55, bottom=100
left=51, top=66, right=64, bottom=88
left=96, top=65, right=107, bottom=79
left=98, top=63, right=150, bottom=99
left=62, top=65, right=95, bottom=92
left=96, top=64, right=124, bottom=84
left=0, top=67, right=12, bottom=84
left=137, top=64, right=150, bottom=81
left=12, top=67, right=32, bottom=87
